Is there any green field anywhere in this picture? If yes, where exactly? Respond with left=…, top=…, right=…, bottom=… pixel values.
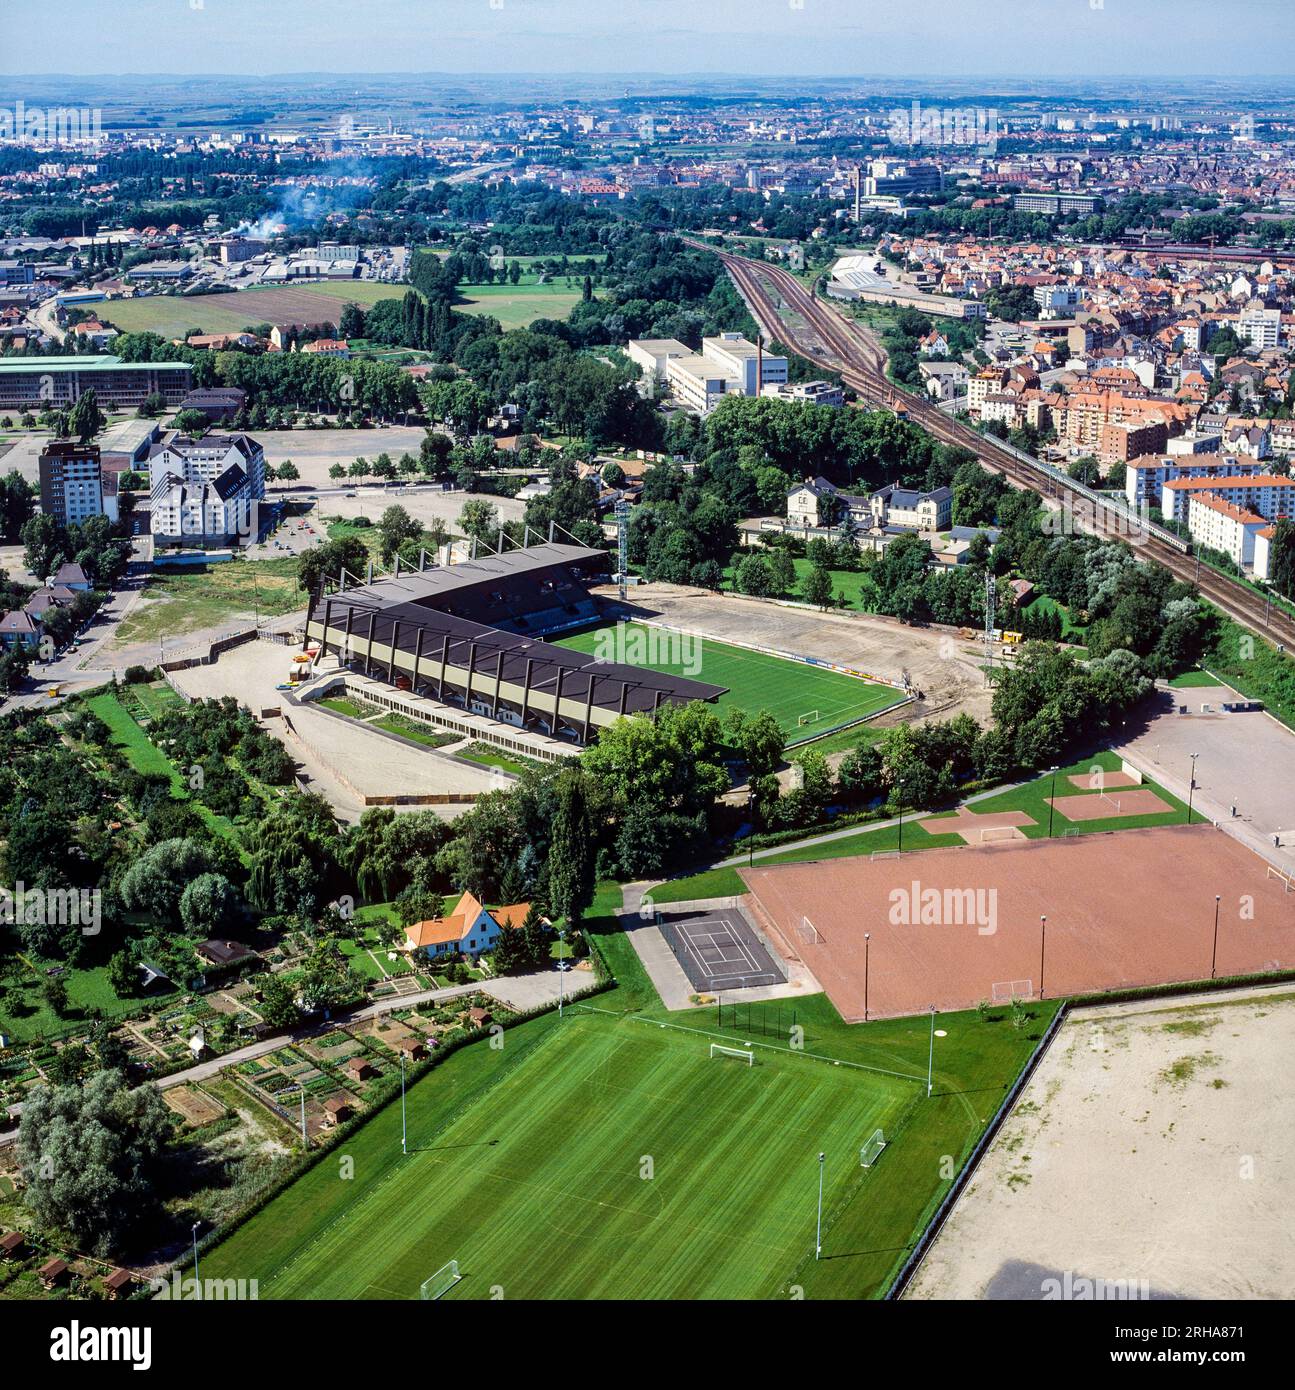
left=553, top=621, right=898, bottom=741
left=112, top=557, right=303, bottom=648
left=202, top=877, right=1053, bottom=1300
left=452, top=281, right=586, bottom=330
left=205, top=1007, right=916, bottom=1299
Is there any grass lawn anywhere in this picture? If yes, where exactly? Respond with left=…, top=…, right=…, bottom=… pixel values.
left=967, top=749, right=1190, bottom=835
left=456, top=742, right=541, bottom=776
left=553, top=620, right=898, bottom=743
left=0, top=963, right=175, bottom=1044
left=82, top=689, right=241, bottom=845
left=207, top=1005, right=915, bottom=1299
left=452, top=281, right=588, bottom=330
left=1027, top=593, right=1088, bottom=641
left=203, top=882, right=1053, bottom=1300
left=723, top=558, right=879, bottom=612
left=316, top=696, right=364, bottom=717
left=371, top=714, right=459, bottom=750
left=112, top=558, right=303, bottom=648
left=1168, top=669, right=1230, bottom=689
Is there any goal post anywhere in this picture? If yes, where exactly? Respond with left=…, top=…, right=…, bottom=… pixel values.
left=797, top=915, right=822, bottom=945
left=860, top=1128, right=886, bottom=1168
left=420, top=1260, right=462, bottom=1301
left=1267, top=864, right=1294, bottom=893
left=709, top=1043, right=754, bottom=1065
left=991, top=979, right=1033, bottom=1004
left=797, top=710, right=821, bottom=726
left=978, top=825, right=1020, bottom=843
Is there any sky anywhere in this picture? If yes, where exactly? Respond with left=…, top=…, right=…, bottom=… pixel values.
left=2, top=0, right=1293, bottom=80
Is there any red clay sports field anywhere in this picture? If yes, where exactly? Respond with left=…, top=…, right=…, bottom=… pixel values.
left=740, top=824, right=1295, bottom=1020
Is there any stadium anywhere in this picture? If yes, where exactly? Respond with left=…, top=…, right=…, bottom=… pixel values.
left=302, top=540, right=728, bottom=747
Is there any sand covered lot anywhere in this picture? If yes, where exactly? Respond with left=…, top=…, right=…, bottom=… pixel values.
left=907, top=986, right=1295, bottom=1300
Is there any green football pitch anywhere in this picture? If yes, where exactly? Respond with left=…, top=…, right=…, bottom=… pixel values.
left=204, top=1009, right=918, bottom=1300
left=553, top=621, right=898, bottom=740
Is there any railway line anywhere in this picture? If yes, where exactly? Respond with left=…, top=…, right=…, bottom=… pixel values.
left=693, top=239, right=1295, bottom=649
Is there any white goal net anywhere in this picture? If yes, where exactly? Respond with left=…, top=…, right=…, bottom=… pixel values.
left=709, top=1043, right=754, bottom=1065
left=797, top=916, right=822, bottom=945
left=861, top=1128, right=886, bottom=1168
left=420, top=1260, right=462, bottom=1300
left=991, top=979, right=1033, bottom=1004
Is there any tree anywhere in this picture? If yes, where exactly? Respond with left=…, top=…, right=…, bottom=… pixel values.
left=258, top=974, right=300, bottom=1029
left=491, top=920, right=531, bottom=974
left=21, top=512, right=70, bottom=582
left=18, top=1068, right=174, bottom=1256
left=170, top=408, right=210, bottom=436
left=119, top=837, right=219, bottom=922
left=521, top=902, right=554, bottom=969
left=547, top=768, right=594, bottom=931
left=67, top=388, right=105, bottom=443
left=276, top=460, right=300, bottom=482
left=371, top=504, right=420, bottom=565
left=457, top=498, right=499, bottom=543
left=178, top=872, right=240, bottom=937
left=735, top=553, right=774, bottom=596
left=802, top=563, right=833, bottom=610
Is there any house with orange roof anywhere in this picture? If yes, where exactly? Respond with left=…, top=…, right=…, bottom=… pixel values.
left=403, top=891, right=532, bottom=961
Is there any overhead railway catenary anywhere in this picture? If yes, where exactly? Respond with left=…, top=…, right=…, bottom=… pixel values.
left=691, top=239, right=1295, bottom=650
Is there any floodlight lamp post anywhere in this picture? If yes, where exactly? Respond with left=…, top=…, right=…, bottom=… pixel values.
left=864, top=933, right=871, bottom=1022
left=1211, top=894, right=1221, bottom=980
left=191, top=1221, right=201, bottom=1301
left=896, top=779, right=905, bottom=854
left=1047, top=765, right=1059, bottom=837
left=926, top=1004, right=936, bottom=1098
left=1188, top=752, right=1200, bottom=825
left=1039, top=915, right=1047, bottom=1000
left=815, top=1152, right=826, bottom=1260
left=401, top=1051, right=407, bottom=1155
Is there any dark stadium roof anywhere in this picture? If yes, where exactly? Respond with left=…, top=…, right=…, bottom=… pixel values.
left=311, top=596, right=727, bottom=715
left=335, top=543, right=607, bottom=608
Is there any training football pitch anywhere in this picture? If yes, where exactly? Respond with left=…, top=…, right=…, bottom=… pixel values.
left=204, top=1009, right=917, bottom=1300
left=553, top=620, right=898, bottom=740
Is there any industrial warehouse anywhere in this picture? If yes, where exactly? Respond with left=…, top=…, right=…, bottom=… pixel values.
left=302, top=541, right=727, bottom=748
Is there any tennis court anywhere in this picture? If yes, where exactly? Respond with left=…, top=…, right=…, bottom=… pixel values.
left=656, top=908, right=786, bottom=991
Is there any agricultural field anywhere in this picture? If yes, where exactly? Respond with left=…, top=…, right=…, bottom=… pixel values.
left=553, top=620, right=898, bottom=742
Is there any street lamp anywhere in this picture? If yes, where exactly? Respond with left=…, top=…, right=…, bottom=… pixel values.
left=815, top=1152, right=826, bottom=1260
left=191, top=1221, right=202, bottom=1301
left=1047, top=765, right=1059, bottom=838
left=1039, top=914, right=1048, bottom=1000
left=864, top=933, right=871, bottom=1022
left=1188, top=752, right=1200, bottom=825
left=1211, top=894, right=1221, bottom=980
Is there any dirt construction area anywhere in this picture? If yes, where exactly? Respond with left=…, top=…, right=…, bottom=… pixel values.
left=907, top=985, right=1295, bottom=1300
left=740, top=824, right=1295, bottom=1020
left=616, top=583, right=995, bottom=728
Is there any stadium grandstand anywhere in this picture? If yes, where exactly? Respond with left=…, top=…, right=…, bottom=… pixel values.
left=302, top=540, right=727, bottom=747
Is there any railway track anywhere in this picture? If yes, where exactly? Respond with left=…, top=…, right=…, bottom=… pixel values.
left=693, top=240, right=1295, bottom=650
